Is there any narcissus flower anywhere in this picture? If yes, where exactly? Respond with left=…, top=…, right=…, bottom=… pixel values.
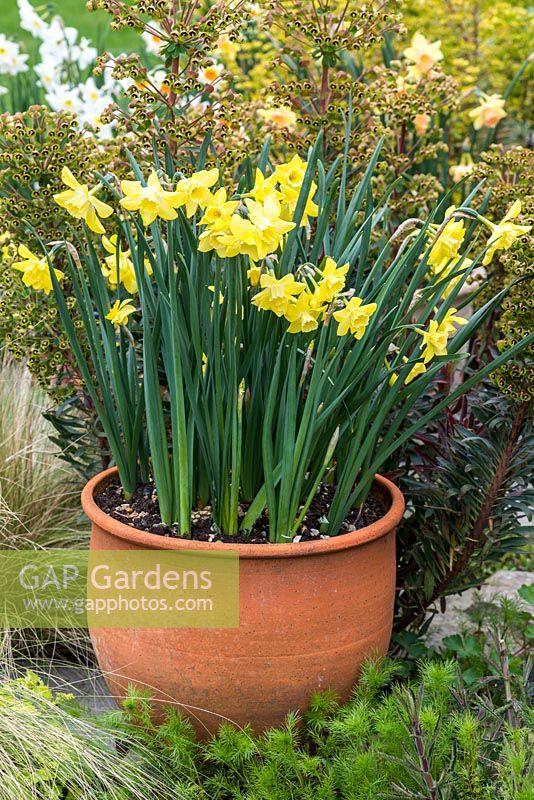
left=389, top=357, right=427, bottom=386
left=403, top=33, right=443, bottom=80
left=284, top=292, right=324, bottom=333
left=274, top=155, right=307, bottom=189
left=251, top=273, right=305, bottom=316
left=439, top=307, right=468, bottom=336
left=469, top=93, right=506, bottom=130
left=312, top=257, right=349, bottom=305
left=120, top=171, right=184, bottom=226
left=101, top=235, right=152, bottom=295
left=245, top=196, right=296, bottom=259
left=224, top=215, right=258, bottom=257
left=479, top=200, right=531, bottom=265
left=274, top=156, right=318, bottom=225
left=415, top=319, right=449, bottom=363
left=198, top=222, right=240, bottom=258
left=199, top=187, right=239, bottom=227
left=105, top=298, right=136, bottom=327
left=416, top=310, right=466, bottom=363
left=54, top=167, right=113, bottom=234
left=428, top=210, right=466, bottom=268
left=333, top=297, right=377, bottom=339
left=173, top=168, right=220, bottom=218
left=279, top=182, right=318, bottom=227
left=198, top=61, right=224, bottom=85
left=431, top=254, right=473, bottom=298
left=258, top=106, right=297, bottom=129
left=406, top=361, right=427, bottom=384
left=12, top=244, right=63, bottom=295
left=247, top=266, right=262, bottom=286
left=247, top=169, right=280, bottom=203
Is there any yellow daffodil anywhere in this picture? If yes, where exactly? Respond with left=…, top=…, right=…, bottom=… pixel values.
left=284, top=292, right=324, bottom=334
left=199, top=213, right=254, bottom=259
left=226, top=215, right=259, bottom=257
left=174, top=168, right=220, bottom=218
left=415, top=319, right=449, bottom=363
left=247, top=265, right=262, bottom=286
left=120, top=170, right=183, bottom=226
left=438, top=307, right=468, bottom=336
left=333, top=297, right=377, bottom=339
left=389, top=357, right=427, bottom=386
left=428, top=210, right=466, bottom=268
left=312, top=257, right=349, bottom=305
left=469, top=93, right=506, bottom=130
left=53, top=167, right=113, bottom=234
left=431, top=254, right=473, bottom=298
left=479, top=200, right=531, bottom=265
left=251, top=273, right=305, bottom=317
left=403, top=33, right=443, bottom=80
left=405, top=362, right=427, bottom=384
left=258, top=106, right=297, bottom=129
left=105, top=298, right=136, bottom=327
left=273, top=155, right=308, bottom=190
left=198, top=226, right=232, bottom=258
left=247, top=169, right=280, bottom=203
left=416, top=309, right=467, bottom=364
left=12, top=244, right=63, bottom=295
left=101, top=235, right=153, bottom=295
left=279, top=182, right=319, bottom=227
left=199, top=187, right=239, bottom=228
left=245, top=196, right=296, bottom=259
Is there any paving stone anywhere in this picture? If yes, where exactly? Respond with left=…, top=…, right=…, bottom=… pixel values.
left=9, top=659, right=117, bottom=715
left=37, top=663, right=117, bottom=715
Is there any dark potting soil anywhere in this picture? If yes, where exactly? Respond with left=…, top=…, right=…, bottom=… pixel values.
left=94, top=480, right=386, bottom=544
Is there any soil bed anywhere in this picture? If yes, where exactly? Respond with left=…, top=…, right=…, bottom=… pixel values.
left=95, top=480, right=386, bottom=544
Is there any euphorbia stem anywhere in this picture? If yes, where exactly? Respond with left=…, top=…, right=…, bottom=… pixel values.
left=319, top=64, right=330, bottom=115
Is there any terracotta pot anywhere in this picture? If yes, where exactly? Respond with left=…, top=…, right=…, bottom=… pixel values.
left=82, top=468, right=404, bottom=736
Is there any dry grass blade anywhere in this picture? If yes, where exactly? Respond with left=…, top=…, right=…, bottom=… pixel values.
left=0, top=354, right=87, bottom=549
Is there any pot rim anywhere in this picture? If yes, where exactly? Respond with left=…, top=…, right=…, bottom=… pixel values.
left=82, top=467, right=405, bottom=559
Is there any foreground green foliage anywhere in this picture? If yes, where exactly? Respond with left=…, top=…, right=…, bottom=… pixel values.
left=1, top=596, right=531, bottom=799
left=111, top=662, right=533, bottom=800
left=0, top=670, right=189, bottom=800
